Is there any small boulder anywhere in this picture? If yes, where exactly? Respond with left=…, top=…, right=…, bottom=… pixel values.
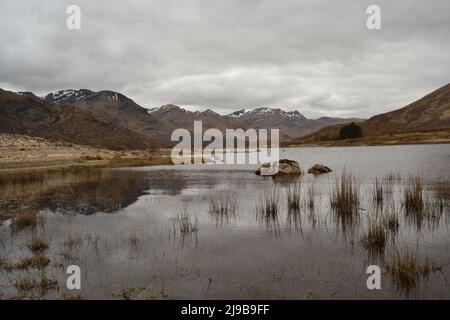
left=255, top=159, right=301, bottom=176
left=307, top=164, right=332, bottom=175
left=277, top=159, right=301, bottom=175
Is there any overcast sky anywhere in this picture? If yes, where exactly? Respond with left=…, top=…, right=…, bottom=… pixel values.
left=0, top=0, right=448, bottom=118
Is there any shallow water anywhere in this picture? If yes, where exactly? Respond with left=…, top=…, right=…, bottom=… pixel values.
left=0, top=145, right=449, bottom=299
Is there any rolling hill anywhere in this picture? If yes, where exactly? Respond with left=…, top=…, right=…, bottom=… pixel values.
left=290, top=83, right=450, bottom=145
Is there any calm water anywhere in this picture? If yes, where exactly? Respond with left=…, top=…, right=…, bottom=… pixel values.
left=0, top=145, right=449, bottom=299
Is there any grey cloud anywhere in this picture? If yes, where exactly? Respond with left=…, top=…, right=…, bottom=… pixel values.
left=0, top=0, right=448, bottom=118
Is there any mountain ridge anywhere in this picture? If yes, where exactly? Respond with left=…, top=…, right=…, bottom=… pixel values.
left=289, top=83, right=450, bottom=145
left=0, top=89, right=157, bottom=150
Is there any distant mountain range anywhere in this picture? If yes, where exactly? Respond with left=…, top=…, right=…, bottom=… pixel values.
left=2, top=84, right=448, bottom=150
left=290, top=83, right=450, bottom=145
left=45, top=89, right=363, bottom=142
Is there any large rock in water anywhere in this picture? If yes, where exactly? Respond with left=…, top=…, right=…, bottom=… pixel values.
left=307, top=164, right=332, bottom=174
left=255, top=159, right=301, bottom=176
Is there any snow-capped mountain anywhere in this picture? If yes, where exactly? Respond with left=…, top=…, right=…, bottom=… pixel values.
left=39, top=88, right=364, bottom=141
left=228, top=109, right=248, bottom=117
left=227, top=107, right=306, bottom=120
left=44, top=89, right=94, bottom=105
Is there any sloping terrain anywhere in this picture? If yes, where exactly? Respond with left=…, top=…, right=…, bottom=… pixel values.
left=0, top=89, right=156, bottom=150
left=291, top=83, right=450, bottom=144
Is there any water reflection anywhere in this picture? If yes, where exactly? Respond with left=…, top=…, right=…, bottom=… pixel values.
left=0, top=145, right=449, bottom=299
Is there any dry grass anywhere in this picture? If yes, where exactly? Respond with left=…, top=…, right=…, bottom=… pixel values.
left=15, top=254, right=51, bottom=270
left=306, top=184, right=315, bottom=210
left=386, top=250, right=442, bottom=296
left=171, top=208, right=198, bottom=248
left=330, top=172, right=360, bottom=230
left=287, top=183, right=301, bottom=211
left=15, top=277, right=38, bottom=292
left=383, top=208, right=400, bottom=238
left=255, top=189, right=281, bottom=223
left=11, top=209, right=42, bottom=232
left=208, top=191, right=238, bottom=225
left=28, top=237, right=49, bottom=254
left=371, top=178, right=385, bottom=208
left=15, top=273, right=58, bottom=294
left=403, top=175, right=424, bottom=214
left=361, top=222, right=387, bottom=258
left=433, top=182, right=449, bottom=215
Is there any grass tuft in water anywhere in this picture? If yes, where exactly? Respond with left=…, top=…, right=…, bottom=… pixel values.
left=287, top=183, right=301, bottom=211
left=255, top=189, right=281, bottom=222
left=208, top=191, right=238, bottom=225
left=386, top=250, right=442, bottom=297
left=330, top=172, right=360, bottom=230
left=360, top=222, right=387, bottom=259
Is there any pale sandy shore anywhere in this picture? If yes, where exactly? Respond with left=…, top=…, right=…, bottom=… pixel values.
left=0, top=134, right=171, bottom=172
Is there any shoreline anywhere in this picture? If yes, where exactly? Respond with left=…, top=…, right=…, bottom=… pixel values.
left=1, top=132, right=449, bottom=173
left=285, top=140, right=450, bottom=148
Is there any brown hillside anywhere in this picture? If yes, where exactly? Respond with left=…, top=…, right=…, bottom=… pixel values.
left=0, top=89, right=156, bottom=150
left=292, top=83, right=450, bottom=144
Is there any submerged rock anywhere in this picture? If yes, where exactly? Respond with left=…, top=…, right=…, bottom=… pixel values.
left=307, top=164, right=332, bottom=174
left=255, top=159, right=301, bottom=176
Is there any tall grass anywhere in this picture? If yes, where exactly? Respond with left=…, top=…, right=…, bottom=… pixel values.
left=371, top=178, right=384, bottom=208
left=171, top=208, right=198, bottom=248
left=306, top=183, right=315, bottom=211
left=255, top=189, right=282, bottom=236
left=255, top=189, right=281, bottom=223
left=287, top=183, right=301, bottom=211
left=360, top=222, right=387, bottom=259
left=401, top=175, right=443, bottom=230
left=403, top=175, right=424, bottom=214
left=208, top=191, right=238, bottom=225
left=433, top=182, right=449, bottom=215
left=330, top=172, right=360, bottom=230
left=386, top=249, right=441, bottom=297
left=383, top=205, right=400, bottom=239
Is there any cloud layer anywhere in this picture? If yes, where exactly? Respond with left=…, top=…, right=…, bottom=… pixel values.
left=1, top=0, right=449, bottom=118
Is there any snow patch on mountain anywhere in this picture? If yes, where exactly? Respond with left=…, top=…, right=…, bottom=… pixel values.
left=45, top=89, right=94, bottom=105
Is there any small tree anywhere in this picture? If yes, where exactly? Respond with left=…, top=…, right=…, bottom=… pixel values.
left=339, top=122, right=362, bottom=139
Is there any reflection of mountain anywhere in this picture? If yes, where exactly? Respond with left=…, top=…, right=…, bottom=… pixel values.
left=43, top=171, right=151, bottom=215
left=0, top=169, right=220, bottom=216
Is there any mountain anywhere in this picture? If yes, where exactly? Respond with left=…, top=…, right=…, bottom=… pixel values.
left=66, top=90, right=172, bottom=141
left=0, top=89, right=156, bottom=150
left=227, top=107, right=306, bottom=121
left=44, top=89, right=93, bottom=105
left=149, top=105, right=363, bottom=140
left=291, top=83, right=450, bottom=145
left=44, top=88, right=364, bottom=143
